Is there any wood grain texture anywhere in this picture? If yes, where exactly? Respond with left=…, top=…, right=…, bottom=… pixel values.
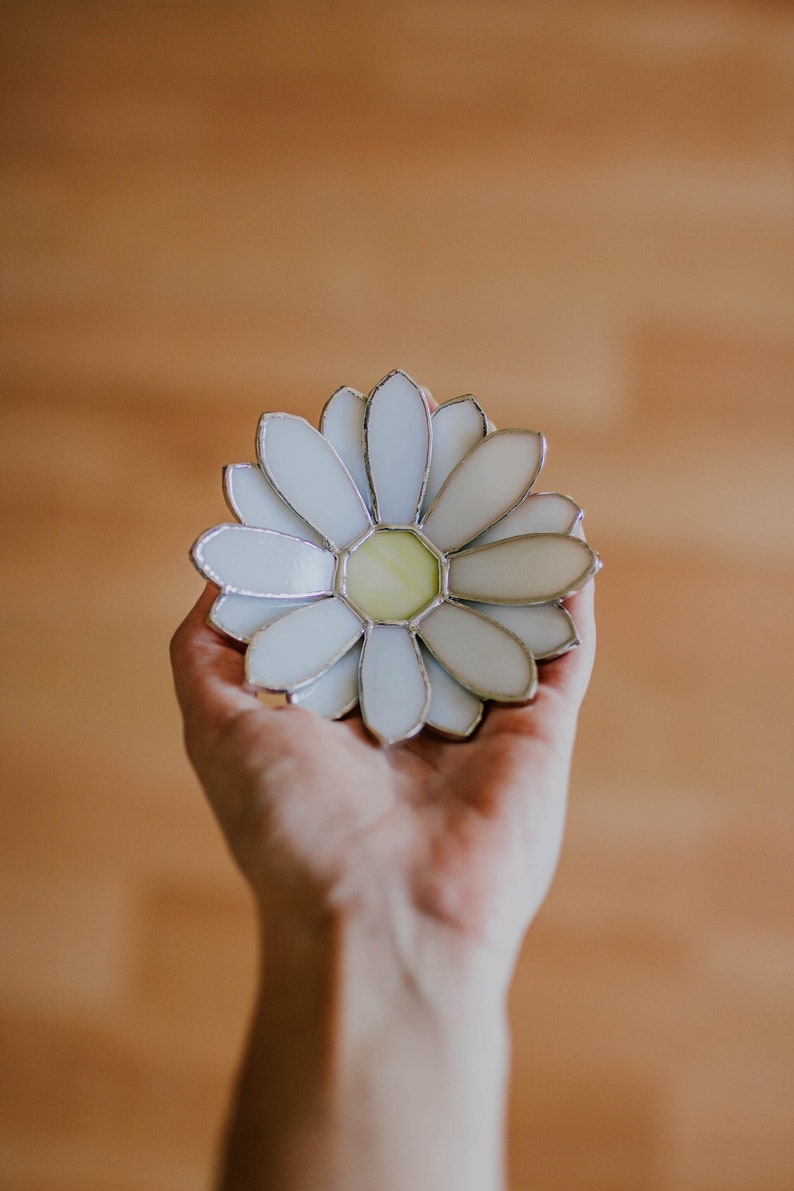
left=1, top=2, right=792, bottom=1188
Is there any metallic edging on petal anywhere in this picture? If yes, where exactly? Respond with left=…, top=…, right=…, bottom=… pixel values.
left=474, top=490, right=583, bottom=543
left=462, top=599, right=580, bottom=661
left=448, top=533, right=600, bottom=605
left=425, top=707, right=484, bottom=740
left=222, top=463, right=249, bottom=524
left=431, top=392, right=488, bottom=434
left=358, top=623, right=431, bottom=745
left=319, top=385, right=366, bottom=430
left=420, top=427, right=547, bottom=552
left=420, top=644, right=485, bottom=739
left=222, top=462, right=325, bottom=544
left=190, top=523, right=336, bottom=598
left=245, top=601, right=365, bottom=694
left=286, top=641, right=364, bottom=719
left=319, top=385, right=374, bottom=512
left=257, top=411, right=372, bottom=550
left=363, top=368, right=433, bottom=527
left=417, top=598, right=539, bottom=704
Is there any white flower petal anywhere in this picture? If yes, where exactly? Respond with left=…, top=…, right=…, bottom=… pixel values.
left=209, top=592, right=318, bottom=644
left=420, top=396, right=488, bottom=515
left=448, top=534, right=598, bottom=604
left=223, top=463, right=323, bottom=544
left=473, top=491, right=582, bottom=546
left=246, top=598, right=363, bottom=691
left=465, top=602, right=578, bottom=660
left=320, top=386, right=373, bottom=511
left=192, top=525, right=336, bottom=597
left=420, top=646, right=483, bottom=738
left=364, top=370, right=431, bottom=525
left=359, top=625, right=429, bottom=744
left=418, top=601, right=536, bottom=701
left=258, top=413, right=372, bottom=550
left=421, top=429, right=545, bottom=553
left=289, top=642, right=362, bottom=719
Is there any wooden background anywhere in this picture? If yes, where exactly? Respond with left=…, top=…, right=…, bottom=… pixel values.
left=1, top=3, right=792, bottom=1189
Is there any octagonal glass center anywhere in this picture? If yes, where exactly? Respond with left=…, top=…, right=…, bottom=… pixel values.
left=346, top=529, right=440, bottom=621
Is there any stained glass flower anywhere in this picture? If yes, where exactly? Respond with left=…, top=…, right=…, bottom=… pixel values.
left=191, top=370, right=600, bottom=744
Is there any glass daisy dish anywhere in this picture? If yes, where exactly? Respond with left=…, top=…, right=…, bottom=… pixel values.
left=190, top=369, right=601, bottom=744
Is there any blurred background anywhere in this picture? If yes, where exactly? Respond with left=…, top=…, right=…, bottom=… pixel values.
left=1, top=2, right=792, bottom=1189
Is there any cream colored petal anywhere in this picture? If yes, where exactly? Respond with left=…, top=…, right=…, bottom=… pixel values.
left=421, top=429, right=545, bottom=553
left=420, top=646, right=483, bottom=738
left=191, top=525, right=336, bottom=597
left=320, top=386, right=373, bottom=512
left=418, top=601, right=536, bottom=702
left=223, top=463, right=323, bottom=544
left=359, top=625, right=429, bottom=744
left=465, top=601, right=578, bottom=660
left=364, top=370, right=431, bottom=525
left=209, top=593, right=319, bottom=643
left=421, top=396, right=488, bottom=515
left=449, top=534, right=598, bottom=604
left=473, top=491, right=582, bottom=546
left=258, top=413, right=372, bottom=549
left=246, top=598, right=363, bottom=692
left=289, top=642, right=362, bottom=718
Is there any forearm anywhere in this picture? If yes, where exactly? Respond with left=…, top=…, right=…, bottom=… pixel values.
left=216, top=905, right=511, bottom=1191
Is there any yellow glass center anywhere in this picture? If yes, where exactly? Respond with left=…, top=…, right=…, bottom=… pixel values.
left=346, top=530, right=440, bottom=621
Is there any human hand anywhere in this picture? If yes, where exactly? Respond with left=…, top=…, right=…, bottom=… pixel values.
left=170, top=575, right=595, bottom=980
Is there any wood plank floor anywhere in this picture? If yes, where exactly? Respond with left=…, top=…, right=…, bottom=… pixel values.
left=1, top=3, right=792, bottom=1188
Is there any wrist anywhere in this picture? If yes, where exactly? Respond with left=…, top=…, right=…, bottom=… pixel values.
left=222, top=897, right=510, bottom=1191
left=259, top=886, right=511, bottom=1056
left=331, top=910, right=510, bottom=1191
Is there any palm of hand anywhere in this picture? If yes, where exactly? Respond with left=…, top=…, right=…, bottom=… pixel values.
left=172, top=582, right=594, bottom=961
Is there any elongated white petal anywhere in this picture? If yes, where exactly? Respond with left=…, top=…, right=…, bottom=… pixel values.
left=359, top=625, right=429, bottom=743
left=466, top=602, right=578, bottom=660
left=192, top=525, right=336, bottom=597
left=473, top=491, right=581, bottom=546
left=418, top=601, right=536, bottom=701
left=246, top=598, right=363, bottom=691
left=364, top=370, right=431, bottom=524
left=421, top=646, right=483, bottom=738
left=289, top=642, right=362, bottom=718
left=209, top=592, right=317, bottom=644
left=223, top=463, right=323, bottom=543
left=449, top=534, right=598, bottom=604
left=422, top=429, right=545, bottom=553
left=421, top=396, right=488, bottom=515
left=320, top=386, right=373, bottom=511
left=258, top=413, right=371, bottom=549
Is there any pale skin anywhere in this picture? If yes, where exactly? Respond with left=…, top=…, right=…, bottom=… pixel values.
left=170, top=575, right=595, bottom=1191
